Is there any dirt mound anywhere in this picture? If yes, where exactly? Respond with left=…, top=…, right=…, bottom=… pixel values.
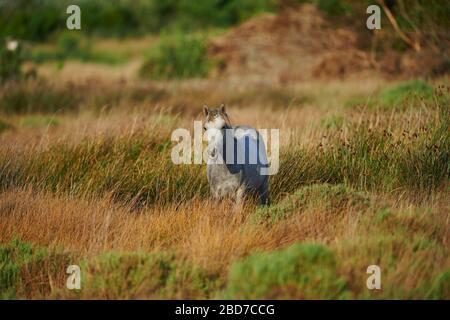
left=208, top=4, right=373, bottom=83
left=208, top=4, right=447, bottom=83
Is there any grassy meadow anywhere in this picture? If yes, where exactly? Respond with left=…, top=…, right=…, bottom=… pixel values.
left=1, top=74, right=448, bottom=299
left=1, top=0, right=449, bottom=300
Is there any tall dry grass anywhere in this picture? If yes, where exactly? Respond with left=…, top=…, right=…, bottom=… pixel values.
left=1, top=185, right=448, bottom=299
left=0, top=77, right=449, bottom=299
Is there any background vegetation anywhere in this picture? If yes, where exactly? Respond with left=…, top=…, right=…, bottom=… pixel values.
left=0, top=0, right=449, bottom=300
left=0, top=0, right=276, bottom=40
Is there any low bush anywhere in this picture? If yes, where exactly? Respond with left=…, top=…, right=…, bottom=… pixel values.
left=80, top=251, right=216, bottom=299
left=224, top=243, right=349, bottom=299
left=255, top=183, right=370, bottom=223
left=31, top=33, right=127, bottom=65
left=346, top=80, right=434, bottom=110
left=378, top=80, right=434, bottom=108
left=140, top=33, right=211, bottom=80
left=0, top=239, right=71, bottom=299
left=423, top=271, right=450, bottom=299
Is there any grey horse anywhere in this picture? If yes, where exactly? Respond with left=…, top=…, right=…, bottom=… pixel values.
left=203, top=104, right=269, bottom=205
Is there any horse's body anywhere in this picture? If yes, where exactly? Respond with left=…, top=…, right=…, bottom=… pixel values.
left=204, top=106, right=269, bottom=205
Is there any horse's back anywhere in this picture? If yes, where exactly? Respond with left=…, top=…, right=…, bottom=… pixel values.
left=206, top=125, right=269, bottom=200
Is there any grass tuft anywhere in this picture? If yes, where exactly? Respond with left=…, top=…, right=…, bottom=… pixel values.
left=78, top=251, right=217, bottom=299
left=0, top=239, right=71, bottom=299
left=255, top=183, right=370, bottom=223
left=224, top=243, right=349, bottom=299
left=378, top=80, right=434, bottom=107
left=346, top=80, right=435, bottom=110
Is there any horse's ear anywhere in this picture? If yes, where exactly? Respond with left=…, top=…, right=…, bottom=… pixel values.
left=203, top=105, right=209, bottom=117
left=219, top=103, right=226, bottom=114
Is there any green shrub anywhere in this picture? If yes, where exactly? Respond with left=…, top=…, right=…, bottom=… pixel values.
left=346, top=80, right=434, bottom=110
left=0, top=0, right=275, bottom=41
left=0, top=239, right=34, bottom=298
left=296, top=0, right=353, bottom=16
left=31, top=32, right=127, bottom=65
left=424, top=270, right=450, bottom=299
left=255, top=183, right=370, bottom=223
left=378, top=80, right=434, bottom=108
left=209, top=0, right=276, bottom=26
left=140, top=33, right=211, bottom=80
left=0, top=238, right=71, bottom=299
left=81, top=251, right=216, bottom=299
left=0, top=0, right=62, bottom=41
left=224, top=243, right=349, bottom=299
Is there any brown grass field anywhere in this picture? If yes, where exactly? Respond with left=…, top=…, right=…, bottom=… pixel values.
left=1, top=1, right=449, bottom=299
left=1, top=68, right=449, bottom=299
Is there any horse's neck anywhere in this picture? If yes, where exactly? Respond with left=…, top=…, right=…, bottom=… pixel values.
left=208, top=127, right=233, bottom=145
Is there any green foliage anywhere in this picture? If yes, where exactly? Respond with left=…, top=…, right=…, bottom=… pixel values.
left=0, top=38, right=23, bottom=83
left=389, top=0, right=450, bottom=33
left=0, top=239, right=34, bottom=298
left=0, top=118, right=13, bottom=133
left=19, top=116, right=60, bottom=128
left=424, top=270, right=450, bottom=299
left=81, top=251, right=216, bottom=299
left=378, top=80, right=434, bottom=108
left=0, top=238, right=70, bottom=299
left=0, top=0, right=447, bottom=44
left=295, top=0, right=353, bottom=16
left=321, top=114, right=345, bottom=130
left=0, top=0, right=62, bottom=41
left=255, top=183, right=370, bottom=223
left=140, top=33, right=211, bottom=80
left=375, top=208, right=391, bottom=222
left=31, top=33, right=126, bottom=65
left=0, top=0, right=275, bottom=41
left=224, top=243, right=349, bottom=299
left=346, top=80, right=434, bottom=110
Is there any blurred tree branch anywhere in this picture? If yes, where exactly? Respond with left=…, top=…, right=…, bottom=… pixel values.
left=378, top=0, right=421, bottom=52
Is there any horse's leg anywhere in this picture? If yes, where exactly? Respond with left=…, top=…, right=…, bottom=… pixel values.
left=258, top=180, right=270, bottom=206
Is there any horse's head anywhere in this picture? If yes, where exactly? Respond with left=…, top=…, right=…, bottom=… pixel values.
left=202, top=104, right=231, bottom=131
